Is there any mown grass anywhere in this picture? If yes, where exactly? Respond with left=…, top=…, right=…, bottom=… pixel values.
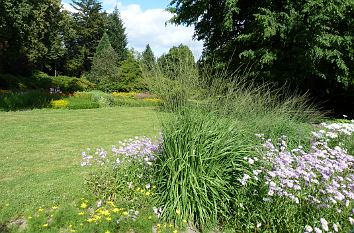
left=0, top=107, right=160, bottom=224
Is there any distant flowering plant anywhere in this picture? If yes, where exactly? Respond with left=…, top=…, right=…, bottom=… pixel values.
left=81, top=136, right=162, bottom=201
left=50, top=99, right=69, bottom=109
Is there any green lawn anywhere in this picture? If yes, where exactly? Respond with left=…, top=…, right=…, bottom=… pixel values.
left=0, top=107, right=160, bottom=223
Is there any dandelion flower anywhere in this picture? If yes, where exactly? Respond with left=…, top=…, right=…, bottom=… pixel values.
left=122, top=211, right=128, bottom=216
left=38, top=208, right=44, bottom=212
left=42, top=223, right=48, bottom=227
left=51, top=206, right=58, bottom=210
left=173, top=230, right=178, bottom=233
left=176, top=209, right=181, bottom=215
left=78, top=212, right=85, bottom=216
left=112, top=208, right=119, bottom=213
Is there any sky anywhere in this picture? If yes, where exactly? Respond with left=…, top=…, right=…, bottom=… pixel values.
left=61, top=0, right=204, bottom=59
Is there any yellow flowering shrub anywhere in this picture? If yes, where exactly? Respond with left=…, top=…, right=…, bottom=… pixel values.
left=112, top=92, right=138, bottom=98
left=51, top=99, right=69, bottom=109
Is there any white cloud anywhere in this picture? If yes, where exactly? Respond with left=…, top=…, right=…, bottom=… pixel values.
left=62, top=1, right=204, bottom=59
left=62, top=2, right=77, bottom=13
left=120, top=4, right=203, bottom=59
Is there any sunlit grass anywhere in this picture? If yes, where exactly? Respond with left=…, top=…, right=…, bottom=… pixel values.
left=0, top=107, right=160, bottom=223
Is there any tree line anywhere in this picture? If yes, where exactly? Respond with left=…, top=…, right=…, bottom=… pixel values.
left=0, top=0, right=129, bottom=77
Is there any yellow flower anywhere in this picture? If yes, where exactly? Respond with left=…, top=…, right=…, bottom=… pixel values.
left=112, top=208, right=119, bottom=213
left=87, top=218, right=95, bottom=223
left=105, top=231, right=111, bottom=233
left=175, top=209, right=181, bottom=215
left=106, top=217, right=112, bottom=221
left=152, top=185, right=157, bottom=189
left=100, top=210, right=110, bottom=216
left=107, top=201, right=115, bottom=207
left=122, top=211, right=128, bottom=216
left=42, top=223, right=48, bottom=227
left=145, top=191, right=151, bottom=196
left=169, top=224, right=174, bottom=228
left=156, top=223, right=161, bottom=228
left=78, top=212, right=85, bottom=216
left=51, top=206, right=59, bottom=210
left=50, top=99, right=69, bottom=109
left=182, top=219, right=187, bottom=224
left=80, top=202, right=88, bottom=209
left=38, top=208, right=44, bottom=212
left=173, top=230, right=178, bottom=233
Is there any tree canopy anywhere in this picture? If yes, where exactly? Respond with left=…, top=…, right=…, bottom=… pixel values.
left=168, top=0, right=354, bottom=92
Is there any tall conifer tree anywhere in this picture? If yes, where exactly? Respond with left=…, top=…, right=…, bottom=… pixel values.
left=106, top=7, right=128, bottom=63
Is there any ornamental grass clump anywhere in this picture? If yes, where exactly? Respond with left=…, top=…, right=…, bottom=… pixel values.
left=154, top=109, right=255, bottom=230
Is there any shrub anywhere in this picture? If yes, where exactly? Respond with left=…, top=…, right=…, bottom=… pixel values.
left=89, top=90, right=115, bottom=107
left=0, top=90, right=58, bottom=111
left=51, top=99, right=69, bottom=109
left=0, top=72, right=96, bottom=93
left=65, top=95, right=99, bottom=110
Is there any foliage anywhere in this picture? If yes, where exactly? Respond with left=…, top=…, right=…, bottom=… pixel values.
left=0, top=90, right=59, bottom=111
left=0, top=0, right=63, bottom=75
left=111, top=52, right=145, bottom=92
left=168, top=0, right=354, bottom=113
left=88, top=33, right=119, bottom=86
left=106, top=7, right=128, bottom=62
left=157, top=44, right=196, bottom=80
left=66, top=0, right=107, bottom=76
left=141, top=44, right=156, bottom=71
left=145, top=45, right=198, bottom=111
left=154, top=109, right=254, bottom=230
left=0, top=72, right=95, bottom=92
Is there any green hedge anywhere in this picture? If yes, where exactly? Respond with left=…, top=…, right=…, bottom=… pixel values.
left=0, top=71, right=96, bottom=92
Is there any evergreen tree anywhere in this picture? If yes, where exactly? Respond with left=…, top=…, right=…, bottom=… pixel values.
left=118, top=50, right=144, bottom=91
left=168, top=0, right=354, bottom=90
left=141, top=44, right=156, bottom=71
left=106, top=7, right=128, bottom=62
left=88, top=32, right=119, bottom=85
left=67, top=0, right=106, bottom=76
left=0, top=0, right=63, bottom=75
